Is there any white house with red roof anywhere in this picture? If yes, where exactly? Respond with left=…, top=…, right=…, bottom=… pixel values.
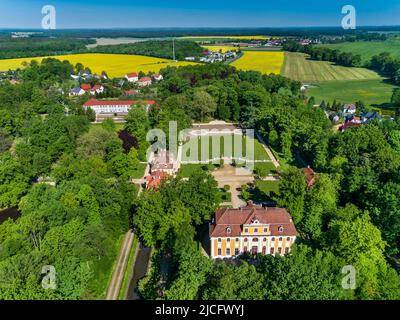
left=69, top=87, right=86, bottom=96
left=90, top=84, right=105, bottom=95
left=83, top=99, right=155, bottom=115
left=125, top=72, right=139, bottom=83
left=137, top=76, right=152, bottom=87
left=153, top=73, right=163, bottom=81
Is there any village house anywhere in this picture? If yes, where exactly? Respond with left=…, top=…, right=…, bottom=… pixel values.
left=342, top=104, right=357, bottom=115
left=137, top=76, right=152, bottom=87
left=125, top=72, right=139, bottom=83
left=69, top=87, right=85, bottom=96
left=209, top=202, right=298, bottom=259
left=153, top=73, right=163, bottom=81
left=361, top=111, right=382, bottom=123
left=83, top=98, right=155, bottom=115
left=145, top=171, right=169, bottom=190
left=80, top=84, right=92, bottom=91
left=150, top=150, right=178, bottom=175
left=339, top=121, right=361, bottom=132
left=90, top=84, right=105, bottom=95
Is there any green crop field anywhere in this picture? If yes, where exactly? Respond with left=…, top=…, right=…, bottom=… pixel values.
left=307, top=79, right=398, bottom=111
left=316, top=38, right=400, bottom=63
left=281, top=52, right=382, bottom=83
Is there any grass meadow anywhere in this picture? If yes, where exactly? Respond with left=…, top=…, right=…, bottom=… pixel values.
left=316, top=38, right=400, bottom=63
left=307, top=79, right=398, bottom=111
left=281, top=52, right=381, bottom=83
left=0, top=53, right=198, bottom=77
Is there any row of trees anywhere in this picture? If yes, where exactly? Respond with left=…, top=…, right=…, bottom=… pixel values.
left=0, top=37, right=94, bottom=59
left=283, top=41, right=362, bottom=67
left=92, top=40, right=205, bottom=60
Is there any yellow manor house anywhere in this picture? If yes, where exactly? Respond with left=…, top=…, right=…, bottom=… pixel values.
left=209, top=202, right=298, bottom=259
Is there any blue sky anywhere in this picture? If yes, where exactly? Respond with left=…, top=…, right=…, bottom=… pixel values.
left=0, top=0, right=399, bottom=28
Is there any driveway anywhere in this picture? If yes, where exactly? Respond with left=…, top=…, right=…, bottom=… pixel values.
left=211, top=165, right=254, bottom=208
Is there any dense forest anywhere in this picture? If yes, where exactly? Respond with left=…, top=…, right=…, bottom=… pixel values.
left=0, top=59, right=141, bottom=298
left=0, top=38, right=94, bottom=59
left=91, top=40, right=205, bottom=60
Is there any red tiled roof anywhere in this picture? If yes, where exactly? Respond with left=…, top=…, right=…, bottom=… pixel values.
left=83, top=99, right=155, bottom=107
left=92, top=84, right=103, bottom=90
left=209, top=204, right=298, bottom=238
left=80, top=84, right=91, bottom=90
left=340, top=122, right=361, bottom=131
left=304, top=166, right=316, bottom=188
left=145, top=171, right=169, bottom=189
left=126, top=72, right=138, bottom=78
left=139, top=77, right=151, bottom=82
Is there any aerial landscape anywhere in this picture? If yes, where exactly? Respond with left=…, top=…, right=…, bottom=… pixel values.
left=1, top=0, right=400, bottom=311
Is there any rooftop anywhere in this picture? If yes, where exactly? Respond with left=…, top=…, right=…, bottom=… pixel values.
left=209, top=203, right=298, bottom=238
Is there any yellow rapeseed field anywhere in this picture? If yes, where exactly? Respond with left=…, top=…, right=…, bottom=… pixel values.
left=231, top=51, right=285, bottom=74
left=0, top=53, right=198, bottom=78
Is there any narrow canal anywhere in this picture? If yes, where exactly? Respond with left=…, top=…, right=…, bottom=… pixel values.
left=0, top=207, right=21, bottom=225
left=126, top=242, right=151, bottom=300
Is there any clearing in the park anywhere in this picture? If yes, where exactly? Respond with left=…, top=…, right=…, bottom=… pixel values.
left=281, top=52, right=381, bottom=82
left=231, top=51, right=284, bottom=74
left=0, top=53, right=198, bottom=77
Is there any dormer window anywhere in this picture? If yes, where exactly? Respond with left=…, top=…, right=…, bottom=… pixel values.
left=226, top=226, right=232, bottom=234
left=278, top=225, right=284, bottom=233
left=252, top=217, right=260, bottom=224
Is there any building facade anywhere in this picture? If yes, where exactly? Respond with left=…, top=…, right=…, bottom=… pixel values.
left=209, top=203, right=298, bottom=259
left=83, top=99, right=155, bottom=115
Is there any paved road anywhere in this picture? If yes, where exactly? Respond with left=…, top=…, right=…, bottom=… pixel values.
left=106, top=230, right=134, bottom=300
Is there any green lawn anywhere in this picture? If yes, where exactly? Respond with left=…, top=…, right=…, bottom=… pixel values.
left=178, top=163, right=221, bottom=177
left=316, top=38, right=400, bottom=64
left=84, top=234, right=124, bottom=299
left=181, top=134, right=270, bottom=162
left=220, top=190, right=232, bottom=202
left=131, top=163, right=148, bottom=179
left=282, top=52, right=381, bottom=83
left=248, top=180, right=280, bottom=203
left=253, top=162, right=278, bottom=176
left=256, top=180, right=280, bottom=196
left=307, top=79, right=398, bottom=110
